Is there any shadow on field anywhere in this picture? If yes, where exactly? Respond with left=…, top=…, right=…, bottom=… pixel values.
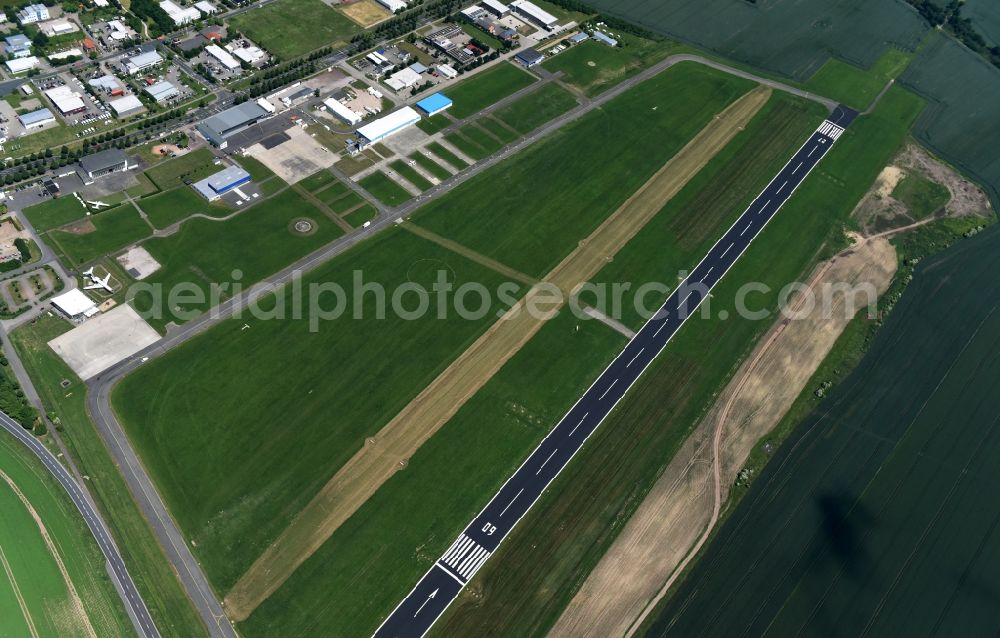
left=815, top=491, right=875, bottom=579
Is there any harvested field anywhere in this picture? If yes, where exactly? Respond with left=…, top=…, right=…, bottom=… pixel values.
left=223, top=85, right=772, bottom=622
left=340, top=0, right=391, bottom=27
left=552, top=236, right=897, bottom=638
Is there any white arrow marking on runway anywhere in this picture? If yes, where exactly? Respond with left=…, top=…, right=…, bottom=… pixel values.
left=414, top=589, right=438, bottom=617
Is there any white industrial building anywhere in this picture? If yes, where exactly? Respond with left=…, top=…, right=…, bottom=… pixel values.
left=206, top=44, right=240, bottom=70
left=6, top=56, right=38, bottom=74
left=228, top=43, right=265, bottom=65
left=44, top=85, right=87, bottom=115
left=18, top=107, right=55, bottom=130
left=194, top=1, right=217, bottom=14
left=40, top=19, right=78, bottom=36
left=510, top=0, right=558, bottom=29
left=356, top=106, right=421, bottom=147
left=482, top=0, right=510, bottom=17
left=384, top=67, right=423, bottom=92
left=437, top=63, right=458, bottom=79
left=107, top=19, right=133, bottom=41
left=47, top=47, right=84, bottom=62
left=324, top=98, right=362, bottom=125
left=376, top=0, right=408, bottom=12
left=160, top=0, right=200, bottom=25
left=109, top=95, right=144, bottom=117
left=145, top=80, right=179, bottom=103
left=51, top=289, right=99, bottom=320
left=256, top=97, right=276, bottom=114
left=124, top=50, right=163, bottom=75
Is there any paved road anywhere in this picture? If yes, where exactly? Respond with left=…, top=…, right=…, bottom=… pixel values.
left=371, top=105, right=859, bottom=638
left=80, top=55, right=845, bottom=637
left=0, top=411, right=160, bottom=638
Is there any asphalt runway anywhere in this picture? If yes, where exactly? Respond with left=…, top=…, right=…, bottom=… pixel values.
left=372, top=105, right=859, bottom=638
left=0, top=411, right=160, bottom=638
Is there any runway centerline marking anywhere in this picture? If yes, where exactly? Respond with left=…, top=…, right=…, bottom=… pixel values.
left=627, top=347, right=645, bottom=368
left=740, top=221, right=753, bottom=236
left=498, top=489, right=524, bottom=518
left=792, top=161, right=802, bottom=174
left=720, top=243, right=734, bottom=258
left=568, top=412, right=589, bottom=437
left=807, top=145, right=817, bottom=158
left=598, top=379, right=618, bottom=401
left=536, top=449, right=558, bottom=475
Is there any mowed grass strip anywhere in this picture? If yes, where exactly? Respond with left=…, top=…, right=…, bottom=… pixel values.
left=445, top=63, right=537, bottom=119
left=542, top=35, right=679, bottom=97
left=144, top=148, right=218, bottom=191
left=434, top=86, right=926, bottom=638
left=493, top=83, right=579, bottom=134
left=0, top=437, right=134, bottom=638
left=359, top=171, right=411, bottom=206
left=11, top=317, right=209, bottom=638
left=414, top=61, right=756, bottom=278
left=49, top=203, right=150, bottom=265
left=389, top=159, right=433, bottom=191
left=426, top=142, right=469, bottom=170
left=112, top=228, right=525, bottom=594
left=21, top=196, right=87, bottom=233
left=299, top=170, right=337, bottom=193
left=409, top=152, right=452, bottom=180
left=344, top=204, right=377, bottom=227
left=443, top=131, right=489, bottom=161
left=141, top=187, right=231, bottom=230
left=229, top=0, right=360, bottom=58
left=416, top=115, right=451, bottom=135
left=133, top=188, right=344, bottom=329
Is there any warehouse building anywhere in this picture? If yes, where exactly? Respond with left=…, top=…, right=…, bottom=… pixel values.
left=437, top=63, right=458, bottom=79
left=324, top=97, right=362, bottom=125
left=160, top=0, right=200, bottom=25
left=206, top=44, right=240, bottom=71
left=416, top=92, right=453, bottom=116
left=568, top=31, right=589, bottom=44
left=229, top=43, right=265, bottom=65
left=384, top=67, right=422, bottom=92
left=510, top=0, right=558, bottom=29
left=195, top=1, right=217, bottom=14
left=44, top=85, right=87, bottom=115
left=41, top=19, right=78, bottom=37
left=376, top=0, right=407, bottom=12
left=482, top=0, right=510, bottom=17
left=592, top=31, right=618, bottom=47
left=144, top=80, right=179, bottom=103
left=191, top=164, right=251, bottom=201
left=78, top=148, right=131, bottom=182
left=6, top=56, right=37, bottom=74
left=89, top=75, right=124, bottom=94
left=18, top=107, right=55, bottom=130
left=51, top=289, right=99, bottom=320
left=196, top=101, right=271, bottom=148
left=124, top=50, right=163, bottom=75
left=109, top=95, right=144, bottom=117
left=356, top=106, right=421, bottom=147
left=514, top=47, right=544, bottom=67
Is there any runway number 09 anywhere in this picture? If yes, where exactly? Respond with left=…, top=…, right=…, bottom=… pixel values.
left=481, top=523, right=497, bottom=536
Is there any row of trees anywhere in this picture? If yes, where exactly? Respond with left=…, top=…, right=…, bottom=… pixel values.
left=906, top=0, right=1000, bottom=70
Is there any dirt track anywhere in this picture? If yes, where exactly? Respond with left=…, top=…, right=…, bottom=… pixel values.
left=222, top=86, right=774, bottom=620
left=550, top=236, right=897, bottom=638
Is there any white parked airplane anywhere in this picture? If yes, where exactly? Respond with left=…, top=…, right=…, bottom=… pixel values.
left=84, top=273, right=113, bottom=293
left=85, top=200, right=111, bottom=210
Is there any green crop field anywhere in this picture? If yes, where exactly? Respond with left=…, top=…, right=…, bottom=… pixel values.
left=804, top=47, right=913, bottom=110
left=444, top=63, right=537, bottom=119
left=229, top=0, right=360, bottom=59
left=492, top=83, right=579, bottom=134
left=239, top=310, right=625, bottom=637
left=0, top=436, right=133, bottom=637
left=22, top=196, right=88, bottom=233
left=900, top=32, right=1000, bottom=204
left=433, top=86, right=925, bottom=638
left=426, top=142, right=468, bottom=170
left=409, top=152, right=452, bottom=180
left=414, top=62, right=754, bottom=279
left=359, top=171, right=412, bottom=206
left=112, top=228, right=525, bottom=593
left=389, top=159, right=433, bottom=191
left=48, top=203, right=151, bottom=266
left=140, top=187, right=231, bottom=230
left=542, top=35, right=678, bottom=96
left=10, top=317, right=208, bottom=638
left=132, top=188, right=344, bottom=330
left=892, top=171, right=950, bottom=220
left=965, top=0, right=1000, bottom=46
left=587, top=0, right=927, bottom=81
left=144, top=148, right=218, bottom=191
left=648, top=222, right=1000, bottom=637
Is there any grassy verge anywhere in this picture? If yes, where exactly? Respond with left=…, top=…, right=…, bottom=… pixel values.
left=493, top=83, right=579, bottom=133
left=445, top=63, right=537, bottom=119
left=10, top=316, right=208, bottom=637
left=389, top=159, right=433, bottom=191
left=358, top=171, right=411, bottom=207
left=21, top=197, right=88, bottom=233
left=804, top=47, right=913, bottom=110
left=426, top=142, right=468, bottom=170
left=48, top=203, right=151, bottom=266
left=139, top=187, right=231, bottom=230
left=542, top=34, right=679, bottom=97
left=409, top=152, right=452, bottom=180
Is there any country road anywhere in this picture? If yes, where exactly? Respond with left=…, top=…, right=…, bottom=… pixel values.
left=0, top=411, right=160, bottom=638
left=80, top=53, right=842, bottom=635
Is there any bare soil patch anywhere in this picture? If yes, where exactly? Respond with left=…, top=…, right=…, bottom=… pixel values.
left=550, top=237, right=898, bottom=638
left=340, top=0, right=391, bottom=27
left=223, top=86, right=774, bottom=621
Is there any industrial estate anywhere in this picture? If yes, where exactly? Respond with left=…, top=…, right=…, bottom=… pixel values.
left=0, top=0, right=997, bottom=637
